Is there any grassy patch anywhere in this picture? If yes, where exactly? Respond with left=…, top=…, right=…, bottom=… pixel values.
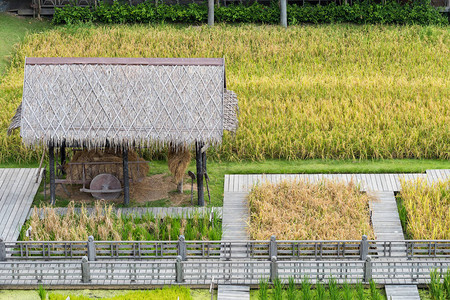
left=248, top=179, right=373, bottom=240
left=399, top=178, right=450, bottom=239
left=0, top=13, right=51, bottom=75
left=1, top=24, right=449, bottom=163
left=49, top=286, right=193, bottom=300
left=252, top=278, right=386, bottom=299
left=21, top=202, right=221, bottom=241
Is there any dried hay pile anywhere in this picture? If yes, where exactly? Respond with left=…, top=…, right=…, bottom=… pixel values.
left=65, top=149, right=149, bottom=182
left=168, top=146, right=191, bottom=183
left=248, top=179, right=374, bottom=240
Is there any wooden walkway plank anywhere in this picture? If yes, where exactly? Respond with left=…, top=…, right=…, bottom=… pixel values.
left=3, top=169, right=36, bottom=241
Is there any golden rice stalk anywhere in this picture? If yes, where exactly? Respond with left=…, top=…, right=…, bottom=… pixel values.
left=248, top=179, right=374, bottom=240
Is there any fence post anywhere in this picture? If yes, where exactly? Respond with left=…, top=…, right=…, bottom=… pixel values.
left=0, top=238, right=5, bottom=261
left=176, top=255, right=184, bottom=283
left=360, top=235, right=369, bottom=261
left=270, top=256, right=278, bottom=282
left=280, top=0, right=287, bottom=28
left=81, top=256, right=91, bottom=283
left=178, top=235, right=187, bottom=261
left=87, top=236, right=96, bottom=261
left=363, top=255, right=372, bottom=283
left=269, top=235, right=277, bottom=260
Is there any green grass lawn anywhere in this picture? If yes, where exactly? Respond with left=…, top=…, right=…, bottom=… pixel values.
left=0, top=13, right=51, bottom=75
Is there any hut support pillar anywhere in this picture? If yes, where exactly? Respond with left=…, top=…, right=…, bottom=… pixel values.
left=60, top=142, right=66, bottom=175
left=196, top=141, right=205, bottom=207
left=49, top=143, right=56, bottom=205
left=123, top=147, right=130, bottom=206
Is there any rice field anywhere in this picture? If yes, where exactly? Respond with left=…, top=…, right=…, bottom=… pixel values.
left=21, top=201, right=222, bottom=241
left=399, top=178, right=450, bottom=240
left=248, top=179, right=374, bottom=240
left=0, top=24, right=449, bottom=163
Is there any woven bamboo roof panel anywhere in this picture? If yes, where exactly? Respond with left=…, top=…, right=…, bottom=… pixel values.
left=13, top=57, right=238, bottom=149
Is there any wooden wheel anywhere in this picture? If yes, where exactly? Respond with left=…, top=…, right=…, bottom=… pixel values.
left=89, top=173, right=122, bottom=200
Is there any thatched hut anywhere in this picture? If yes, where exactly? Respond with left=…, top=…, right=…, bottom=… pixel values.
left=8, top=57, right=238, bottom=205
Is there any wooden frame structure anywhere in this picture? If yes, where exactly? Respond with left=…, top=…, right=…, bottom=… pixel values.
left=9, top=57, right=238, bottom=206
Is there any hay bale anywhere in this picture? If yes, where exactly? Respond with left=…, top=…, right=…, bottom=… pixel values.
left=65, top=149, right=149, bottom=183
left=168, top=146, right=191, bottom=183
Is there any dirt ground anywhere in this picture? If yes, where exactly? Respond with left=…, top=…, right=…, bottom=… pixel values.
left=42, top=174, right=197, bottom=207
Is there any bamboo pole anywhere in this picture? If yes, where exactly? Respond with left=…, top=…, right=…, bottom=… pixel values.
left=49, top=143, right=56, bottom=205
left=123, top=147, right=130, bottom=206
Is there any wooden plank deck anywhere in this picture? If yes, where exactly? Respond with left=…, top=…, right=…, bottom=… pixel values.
left=217, top=285, right=250, bottom=300
left=385, top=285, right=420, bottom=300
left=0, top=169, right=42, bottom=242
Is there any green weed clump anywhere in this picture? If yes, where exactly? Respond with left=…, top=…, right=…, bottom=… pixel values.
left=49, top=286, right=192, bottom=299
left=21, top=201, right=221, bottom=241
left=1, top=24, right=449, bottom=163
left=400, top=178, right=450, bottom=239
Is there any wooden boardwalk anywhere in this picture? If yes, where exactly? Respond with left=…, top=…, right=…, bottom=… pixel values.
left=222, top=170, right=448, bottom=298
left=0, top=168, right=42, bottom=242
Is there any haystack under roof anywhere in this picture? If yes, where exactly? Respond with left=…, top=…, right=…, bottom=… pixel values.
left=8, top=57, right=238, bottom=149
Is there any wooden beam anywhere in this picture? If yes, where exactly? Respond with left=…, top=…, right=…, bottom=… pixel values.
left=123, top=147, right=130, bottom=206
left=196, top=141, right=205, bottom=207
left=49, top=143, right=56, bottom=205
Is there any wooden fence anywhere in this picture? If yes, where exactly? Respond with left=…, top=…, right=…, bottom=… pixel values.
left=2, top=236, right=450, bottom=261
left=0, top=257, right=449, bottom=286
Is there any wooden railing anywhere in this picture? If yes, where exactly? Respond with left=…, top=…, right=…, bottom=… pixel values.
left=2, top=236, right=450, bottom=261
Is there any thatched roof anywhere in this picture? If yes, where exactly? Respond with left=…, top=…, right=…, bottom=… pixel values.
left=8, top=57, right=239, bottom=149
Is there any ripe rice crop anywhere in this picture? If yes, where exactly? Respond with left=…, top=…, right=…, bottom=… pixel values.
left=1, top=24, right=449, bottom=162
left=400, top=178, right=450, bottom=239
left=248, top=179, right=374, bottom=240
left=21, top=201, right=222, bottom=241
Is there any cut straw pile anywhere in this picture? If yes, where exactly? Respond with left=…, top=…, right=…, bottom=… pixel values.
left=248, top=179, right=374, bottom=240
left=400, top=178, right=450, bottom=239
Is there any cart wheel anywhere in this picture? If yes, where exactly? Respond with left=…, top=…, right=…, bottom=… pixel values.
left=90, top=173, right=121, bottom=200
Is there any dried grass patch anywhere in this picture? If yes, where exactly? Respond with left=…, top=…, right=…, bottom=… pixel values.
left=248, top=179, right=374, bottom=240
left=400, top=178, right=450, bottom=239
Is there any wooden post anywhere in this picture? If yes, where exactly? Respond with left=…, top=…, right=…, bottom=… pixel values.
left=123, top=147, right=130, bottom=206
left=49, top=143, right=56, bottom=205
left=81, top=256, right=91, bottom=283
left=0, top=238, right=5, bottom=261
left=280, top=0, right=287, bottom=28
left=270, top=256, right=278, bottom=282
left=363, top=255, right=372, bottom=283
left=176, top=255, right=184, bottom=283
left=208, top=0, right=214, bottom=26
left=196, top=141, right=205, bottom=206
left=178, top=235, right=187, bottom=260
left=360, top=235, right=369, bottom=260
left=87, top=236, right=96, bottom=261
left=60, top=141, right=66, bottom=175
left=269, top=235, right=277, bottom=259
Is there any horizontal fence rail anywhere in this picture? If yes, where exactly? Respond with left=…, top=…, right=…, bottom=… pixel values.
left=0, top=257, right=449, bottom=286
left=2, top=236, right=450, bottom=261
